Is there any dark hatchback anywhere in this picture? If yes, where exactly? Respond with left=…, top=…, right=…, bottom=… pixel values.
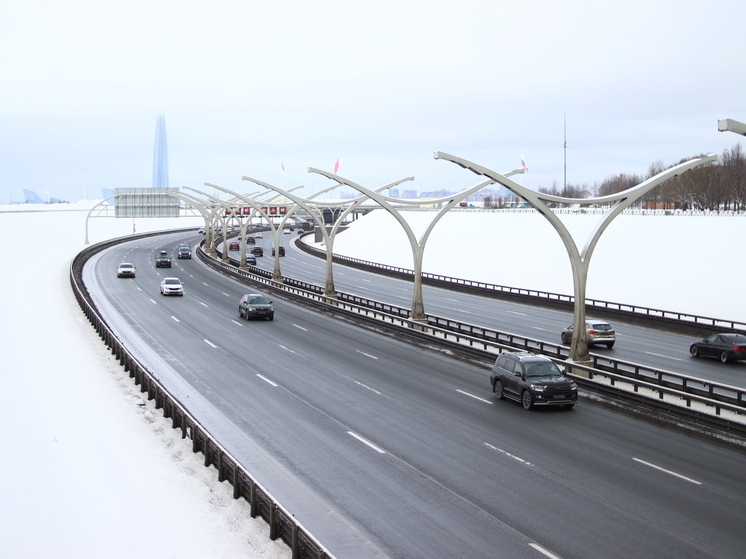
left=690, top=333, right=746, bottom=363
left=251, top=246, right=264, bottom=256
left=238, top=294, right=274, bottom=321
left=490, top=352, right=577, bottom=410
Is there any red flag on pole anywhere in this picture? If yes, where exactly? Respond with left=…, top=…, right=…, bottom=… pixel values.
left=333, top=158, right=340, bottom=174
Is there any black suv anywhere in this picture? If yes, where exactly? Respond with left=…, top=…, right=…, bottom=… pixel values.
left=490, top=352, right=577, bottom=410
left=155, top=250, right=172, bottom=268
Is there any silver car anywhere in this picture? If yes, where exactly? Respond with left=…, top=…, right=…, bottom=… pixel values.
left=160, top=277, right=184, bottom=296
left=117, top=263, right=136, bottom=278
left=561, top=319, right=615, bottom=348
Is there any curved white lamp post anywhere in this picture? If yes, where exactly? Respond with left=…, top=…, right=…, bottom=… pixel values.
left=308, top=167, right=523, bottom=321
left=435, top=150, right=717, bottom=363
left=204, top=183, right=291, bottom=278
left=243, top=176, right=413, bottom=297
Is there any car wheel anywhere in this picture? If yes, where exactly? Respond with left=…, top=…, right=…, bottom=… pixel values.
left=563, top=403, right=575, bottom=409
left=521, top=390, right=534, bottom=410
left=606, top=342, right=614, bottom=349
left=720, top=351, right=730, bottom=363
left=268, top=315, right=274, bottom=321
left=690, top=346, right=700, bottom=358
left=494, top=380, right=505, bottom=400
left=560, top=333, right=568, bottom=345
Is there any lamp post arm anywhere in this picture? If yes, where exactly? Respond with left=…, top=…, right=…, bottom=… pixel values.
left=435, top=150, right=717, bottom=364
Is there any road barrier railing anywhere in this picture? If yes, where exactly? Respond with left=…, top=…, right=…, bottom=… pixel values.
left=296, top=239, right=746, bottom=335
left=71, top=229, right=335, bottom=559
left=213, top=243, right=746, bottom=436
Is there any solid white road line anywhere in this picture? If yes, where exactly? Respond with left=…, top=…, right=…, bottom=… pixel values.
left=645, top=351, right=682, bottom=361
left=529, top=542, right=563, bottom=559
left=257, top=374, right=278, bottom=387
left=484, top=442, right=532, bottom=466
left=457, top=389, right=493, bottom=404
left=348, top=431, right=386, bottom=454
left=633, top=458, right=701, bottom=485
left=354, top=381, right=382, bottom=395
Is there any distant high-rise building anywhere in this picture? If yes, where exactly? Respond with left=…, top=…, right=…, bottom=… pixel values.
left=152, top=114, right=169, bottom=188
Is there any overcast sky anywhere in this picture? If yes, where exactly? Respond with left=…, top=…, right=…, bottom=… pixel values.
left=2, top=0, right=744, bottom=203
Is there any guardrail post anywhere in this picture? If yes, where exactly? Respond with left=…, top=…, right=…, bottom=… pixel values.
left=250, top=483, right=258, bottom=518
left=269, top=504, right=278, bottom=540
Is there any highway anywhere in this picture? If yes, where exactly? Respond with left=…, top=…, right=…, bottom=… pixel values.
left=246, top=231, right=746, bottom=388
left=83, top=230, right=746, bottom=559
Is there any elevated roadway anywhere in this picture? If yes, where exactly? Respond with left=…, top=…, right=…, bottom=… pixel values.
left=83, top=230, right=746, bottom=558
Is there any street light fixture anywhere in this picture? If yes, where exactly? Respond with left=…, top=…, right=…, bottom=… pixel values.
left=718, top=118, right=746, bottom=136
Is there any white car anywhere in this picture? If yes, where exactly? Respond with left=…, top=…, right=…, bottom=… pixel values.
left=117, top=263, right=136, bottom=278
left=255, top=232, right=263, bottom=238
left=283, top=229, right=291, bottom=234
left=160, top=277, right=184, bottom=296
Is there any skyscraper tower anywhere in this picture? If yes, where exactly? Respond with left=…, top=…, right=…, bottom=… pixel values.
left=152, top=114, right=169, bottom=188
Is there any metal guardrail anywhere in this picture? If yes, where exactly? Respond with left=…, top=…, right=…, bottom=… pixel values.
left=71, top=229, right=335, bottom=559
left=296, top=241, right=746, bottom=334
left=216, top=245, right=746, bottom=434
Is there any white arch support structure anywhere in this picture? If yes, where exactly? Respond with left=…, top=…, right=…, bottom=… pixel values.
left=435, top=150, right=717, bottom=363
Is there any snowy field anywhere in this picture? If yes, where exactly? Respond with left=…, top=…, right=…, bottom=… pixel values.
left=0, top=203, right=289, bottom=559
left=1, top=201, right=743, bottom=558
left=325, top=208, right=746, bottom=323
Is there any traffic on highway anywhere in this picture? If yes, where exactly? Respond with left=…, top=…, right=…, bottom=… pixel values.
left=82, top=230, right=746, bottom=559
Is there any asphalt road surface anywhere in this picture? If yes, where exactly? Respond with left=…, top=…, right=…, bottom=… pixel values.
left=83, top=231, right=746, bottom=558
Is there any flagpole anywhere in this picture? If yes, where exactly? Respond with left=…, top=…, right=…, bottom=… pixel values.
left=563, top=114, right=567, bottom=196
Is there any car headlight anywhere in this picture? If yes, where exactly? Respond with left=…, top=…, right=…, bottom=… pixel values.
left=530, top=384, right=545, bottom=392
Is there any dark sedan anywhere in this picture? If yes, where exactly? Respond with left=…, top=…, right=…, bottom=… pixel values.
left=251, top=246, right=263, bottom=256
left=238, top=293, right=274, bottom=321
left=690, top=333, right=746, bottom=363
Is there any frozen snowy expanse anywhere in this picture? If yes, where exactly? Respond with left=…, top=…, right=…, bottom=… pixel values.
left=0, top=203, right=289, bottom=559
left=1, top=201, right=743, bottom=558
left=326, top=208, right=746, bottom=323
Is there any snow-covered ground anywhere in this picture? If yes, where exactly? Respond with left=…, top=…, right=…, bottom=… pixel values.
left=0, top=203, right=289, bottom=559
left=326, top=209, right=746, bottom=323
left=1, top=202, right=743, bottom=558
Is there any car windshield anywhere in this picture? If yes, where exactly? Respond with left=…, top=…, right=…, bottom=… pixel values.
left=525, top=361, right=562, bottom=378
left=248, top=296, right=269, bottom=305
left=165, top=279, right=181, bottom=285
left=120, top=264, right=133, bottom=268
